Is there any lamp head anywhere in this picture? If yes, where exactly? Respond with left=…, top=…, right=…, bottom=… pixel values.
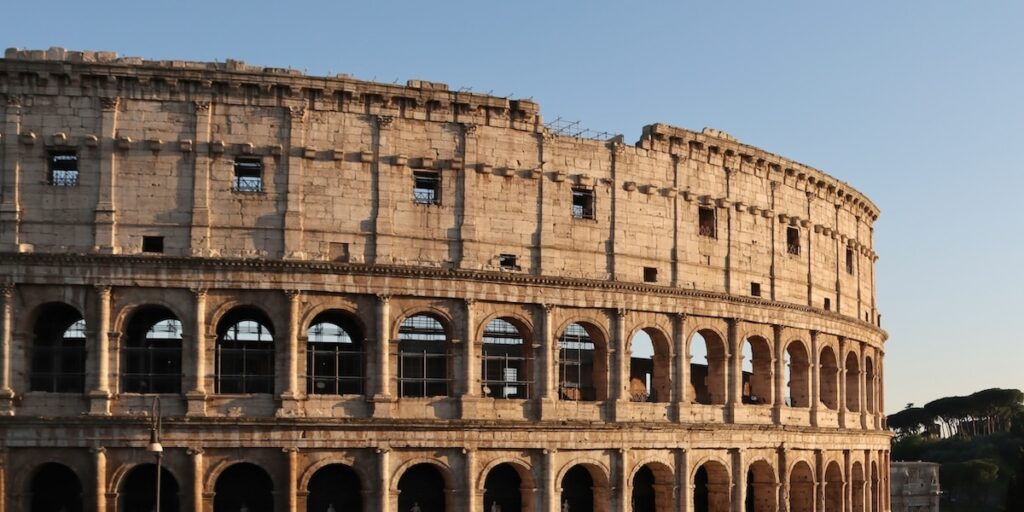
left=147, top=427, right=163, bottom=453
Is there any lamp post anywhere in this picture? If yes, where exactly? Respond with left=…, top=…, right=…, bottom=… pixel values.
left=147, top=396, right=163, bottom=512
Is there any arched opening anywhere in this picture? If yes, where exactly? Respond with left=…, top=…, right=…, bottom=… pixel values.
left=741, top=336, right=772, bottom=405
left=628, top=329, right=671, bottom=403
left=870, top=461, right=880, bottom=512
left=784, top=341, right=810, bottom=408
left=845, top=352, right=861, bottom=412
left=788, top=461, right=814, bottom=512
left=557, top=323, right=607, bottom=402
left=30, top=303, right=86, bottom=393
left=851, top=462, right=865, bottom=512
left=819, top=347, right=839, bottom=410
left=307, top=463, right=362, bottom=512
left=560, top=465, right=594, bottom=512
left=215, top=307, right=275, bottom=394
left=693, top=461, right=730, bottom=512
left=481, top=318, right=531, bottom=399
left=483, top=463, right=522, bottom=512
left=119, top=463, right=180, bottom=512
left=689, top=330, right=727, bottom=405
left=397, top=463, right=447, bottom=512
left=397, top=314, right=450, bottom=397
left=306, top=311, right=365, bottom=395
left=214, top=462, right=274, bottom=512
left=864, top=357, right=876, bottom=415
left=29, top=462, right=83, bottom=512
left=824, top=462, right=844, bottom=512
left=123, top=306, right=183, bottom=394
left=632, top=465, right=655, bottom=512
left=744, top=460, right=775, bottom=512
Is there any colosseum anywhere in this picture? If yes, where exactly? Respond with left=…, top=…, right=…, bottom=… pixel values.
left=0, top=47, right=889, bottom=512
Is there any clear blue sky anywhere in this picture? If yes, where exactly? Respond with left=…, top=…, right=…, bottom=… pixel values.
left=5, top=1, right=1022, bottom=413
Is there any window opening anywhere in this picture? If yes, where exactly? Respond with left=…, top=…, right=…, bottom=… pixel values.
left=558, top=323, right=596, bottom=401
left=571, top=188, right=595, bottom=219
left=698, top=206, right=716, bottom=238
left=398, top=314, right=448, bottom=397
left=499, top=254, right=518, bottom=270
left=233, top=157, right=263, bottom=192
left=846, top=247, right=855, bottom=274
left=123, top=312, right=183, bottom=394
left=142, top=236, right=164, bottom=253
left=643, top=267, right=658, bottom=283
left=824, top=298, right=831, bottom=311
left=413, top=170, right=441, bottom=205
left=30, top=304, right=87, bottom=393
left=49, top=150, right=79, bottom=187
left=216, top=310, right=274, bottom=394
left=751, top=282, right=761, bottom=297
left=481, top=318, right=530, bottom=399
left=787, top=226, right=801, bottom=255
left=307, top=315, right=363, bottom=395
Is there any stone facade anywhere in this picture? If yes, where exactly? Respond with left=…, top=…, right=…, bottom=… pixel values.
left=0, top=47, right=890, bottom=511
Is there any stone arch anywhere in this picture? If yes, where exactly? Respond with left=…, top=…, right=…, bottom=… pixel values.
left=784, top=339, right=811, bottom=408
left=819, top=345, right=840, bottom=410
left=214, top=305, right=276, bottom=394
left=745, top=458, right=777, bottom=512
left=557, top=459, right=612, bottom=512
left=823, top=461, right=844, bottom=512
left=298, top=301, right=369, bottom=342
left=28, top=301, right=87, bottom=393
left=393, top=459, right=454, bottom=512
left=396, top=311, right=453, bottom=397
left=306, top=462, right=363, bottom=512
left=111, top=298, right=188, bottom=336
left=120, top=304, right=184, bottom=394
left=480, top=315, right=534, bottom=399
left=845, top=350, right=861, bottom=412
left=480, top=459, right=535, bottom=512
left=851, top=461, right=865, bottom=512
left=475, top=310, right=535, bottom=343
left=391, top=305, right=455, bottom=340
left=27, top=461, right=84, bottom=512
left=298, top=456, right=370, bottom=494
left=556, top=320, right=610, bottom=402
left=626, top=325, right=672, bottom=403
left=553, top=457, right=611, bottom=489
left=389, top=457, right=456, bottom=493
left=741, top=335, right=773, bottom=405
left=476, top=457, right=535, bottom=492
left=629, top=460, right=674, bottom=512
left=787, top=460, right=815, bottom=512
left=687, top=326, right=729, bottom=405
left=305, top=308, right=367, bottom=396
left=117, top=462, right=181, bottom=512
left=691, top=458, right=731, bottom=512
left=213, top=461, right=274, bottom=512
left=206, top=298, right=278, bottom=339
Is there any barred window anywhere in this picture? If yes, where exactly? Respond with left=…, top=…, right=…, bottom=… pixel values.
left=571, top=188, right=595, bottom=219
left=397, top=314, right=449, bottom=397
left=558, top=323, right=596, bottom=401
left=413, top=170, right=441, bottom=205
left=48, top=150, right=79, bottom=187
left=481, top=318, right=531, bottom=399
left=787, top=226, right=801, bottom=255
left=216, top=308, right=274, bottom=394
left=30, top=303, right=86, bottom=393
left=233, top=157, right=264, bottom=193
left=123, top=308, right=182, bottom=394
left=306, top=312, right=364, bottom=396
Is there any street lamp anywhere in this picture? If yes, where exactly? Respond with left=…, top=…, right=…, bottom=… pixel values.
left=146, top=396, right=163, bottom=512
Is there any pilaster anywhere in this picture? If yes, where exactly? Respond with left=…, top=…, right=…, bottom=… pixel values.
left=539, top=304, right=558, bottom=420
left=186, top=287, right=208, bottom=416
left=772, top=324, right=785, bottom=424
left=189, top=101, right=212, bottom=255
left=673, top=312, right=688, bottom=422
left=0, top=283, right=14, bottom=413
left=0, top=96, right=23, bottom=249
left=88, top=286, right=112, bottom=415
left=283, top=106, right=306, bottom=259
left=188, top=448, right=204, bottom=512
left=278, top=289, right=302, bottom=416
left=371, top=295, right=395, bottom=417
left=94, top=97, right=120, bottom=253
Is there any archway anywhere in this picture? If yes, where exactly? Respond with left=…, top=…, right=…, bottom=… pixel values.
left=693, top=461, right=730, bottom=512
left=632, top=462, right=672, bottom=512
left=870, top=461, right=880, bottom=512
left=119, top=463, right=180, bottom=512
left=560, top=465, right=594, bottom=512
left=123, top=306, right=183, bottom=394
left=744, top=460, right=776, bottom=512
left=628, top=329, right=671, bottom=403
left=845, top=352, right=861, bottom=412
left=397, top=463, right=447, bottom=512
left=215, top=307, right=275, bottom=394
left=824, top=461, right=844, bottom=512
left=788, top=461, right=814, bottom=512
left=307, top=463, right=362, bottom=511
left=483, top=463, right=522, bottom=512
left=481, top=318, right=532, bottom=399
left=819, top=347, right=839, bottom=410
left=851, top=462, right=865, bottom=512
left=557, top=323, right=607, bottom=402
left=784, top=341, right=810, bottom=408
left=741, top=336, right=772, bottom=405
left=214, top=462, right=274, bottom=512
left=397, top=314, right=450, bottom=397
left=30, top=303, right=86, bottom=393
left=689, top=330, right=727, bottom=405
left=29, top=462, right=83, bottom=512
left=865, top=357, right=876, bottom=415
left=307, top=310, right=365, bottom=395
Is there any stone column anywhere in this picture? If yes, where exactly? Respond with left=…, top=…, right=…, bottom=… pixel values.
left=284, top=448, right=298, bottom=512
left=677, top=448, right=690, bottom=512
left=860, top=350, right=869, bottom=429
left=377, top=448, right=391, bottom=512
left=372, top=295, right=394, bottom=417
left=0, top=284, right=14, bottom=412
left=778, top=445, right=789, bottom=512
left=89, top=286, right=112, bottom=415
left=726, top=318, right=740, bottom=421
left=673, top=313, right=688, bottom=422
left=772, top=324, right=786, bottom=424
left=93, top=447, right=107, bottom=512
left=463, top=299, right=478, bottom=398
left=612, top=309, right=629, bottom=420
left=283, top=106, right=307, bottom=259
left=94, top=97, right=119, bottom=252
left=0, top=96, right=23, bottom=250
left=539, top=304, right=557, bottom=420
left=543, top=449, right=558, bottom=512
left=0, top=450, right=6, bottom=512
left=278, top=290, right=301, bottom=415
left=731, top=448, right=745, bottom=512
left=465, top=448, right=479, bottom=512
left=188, top=448, right=204, bottom=512
left=810, top=330, right=821, bottom=427
left=189, top=101, right=212, bottom=255
left=615, top=448, right=629, bottom=512
left=187, top=288, right=208, bottom=416
left=838, top=337, right=848, bottom=427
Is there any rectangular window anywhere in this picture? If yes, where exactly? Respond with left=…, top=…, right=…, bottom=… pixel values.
left=824, top=297, right=831, bottom=311
left=787, top=226, right=801, bottom=255
left=571, top=188, right=595, bottom=219
left=643, top=267, right=658, bottom=283
left=846, top=247, right=855, bottom=274
left=233, top=157, right=263, bottom=192
left=698, top=206, right=716, bottom=238
left=48, top=150, right=79, bottom=187
left=499, top=254, right=518, bottom=270
left=751, top=282, right=761, bottom=297
left=413, top=170, right=441, bottom=205
left=142, top=236, right=164, bottom=253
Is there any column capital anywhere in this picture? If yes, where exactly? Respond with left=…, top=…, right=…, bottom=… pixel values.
left=0, top=282, right=13, bottom=298
left=282, top=447, right=299, bottom=453
left=94, top=285, right=112, bottom=297
left=463, top=298, right=477, bottom=307
left=614, top=308, right=627, bottom=319
left=99, top=96, right=120, bottom=112
left=193, top=101, right=211, bottom=113
left=462, top=123, right=478, bottom=136
left=376, top=115, right=395, bottom=129
left=5, top=94, right=22, bottom=108
left=540, top=303, right=556, bottom=313
left=284, top=289, right=302, bottom=301
left=187, top=447, right=205, bottom=456
left=91, top=446, right=107, bottom=454
left=191, top=287, right=209, bottom=298
left=376, top=294, right=392, bottom=304
left=288, top=106, right=307, bottom=120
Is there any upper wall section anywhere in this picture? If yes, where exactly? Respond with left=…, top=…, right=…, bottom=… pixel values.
left=0, top=48, right=882, bottom=325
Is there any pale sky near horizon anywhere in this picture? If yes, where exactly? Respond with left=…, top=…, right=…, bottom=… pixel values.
left=4, top=1, right=1022, bottom=413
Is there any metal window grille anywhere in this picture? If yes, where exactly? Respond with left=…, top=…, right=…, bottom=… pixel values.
left=30, top=319, right=86, bottom=392
left=49, top=151, right=79, bottom=187
left=481, top=319, right=531, bottom=399
left=558, top=323, right=596, bottom=401
left=571, top=188, right=595, bottom=219
left=306, top=322, right=363, bottom=395
left=123, top=319, right=182, bottom=394
left=216, top=320, right=274, bottom=394
left=413, top=170, right=441, bottom=205
left=397, top=315, right=449, bottom=397
left=233, top=158, right=264, bottom=192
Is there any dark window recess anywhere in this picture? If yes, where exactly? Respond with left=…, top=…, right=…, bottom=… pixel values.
left=499, top=254, right=518, bottom=270
left=413, top=170, right=441, bottom=205
left=233, top=157, right=263, bottom=192
left=329, top=242, right=350, bottom=262
left=846, top=247, right=855, bottom=274
left=142, top=236, right=164, bottom=253
left=787, top=226, right=801, bottom=255
left=751, top=282, right=761, bottom=297
left=643, top=267, right=658, bottom=283
left=824, top=298, right=831, bottom=311
left=571, top=188, right=595, bottom=219
left=48, top=150, right=79, bottom=187
left=698, top=207, right=716, bottom=238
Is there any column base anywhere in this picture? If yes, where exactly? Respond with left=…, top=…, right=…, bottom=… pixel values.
left=610, top=399, right=632, bottom=422
left=185, top=391, right=208, bottom=417
left=459, top=395, right=485, bottom=420
left=87, top=390, right=111, bottom=416
left=772, top=405, right=784, bottom=425
left=276, top=392, right=304, bottom=417
left=726, top=402, right=740, bottom=423
left=810, top=407, right=821, bottom=427
left=538, top=398, right=560, bottom=421
left=370, top=394, right=396, bottom=418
